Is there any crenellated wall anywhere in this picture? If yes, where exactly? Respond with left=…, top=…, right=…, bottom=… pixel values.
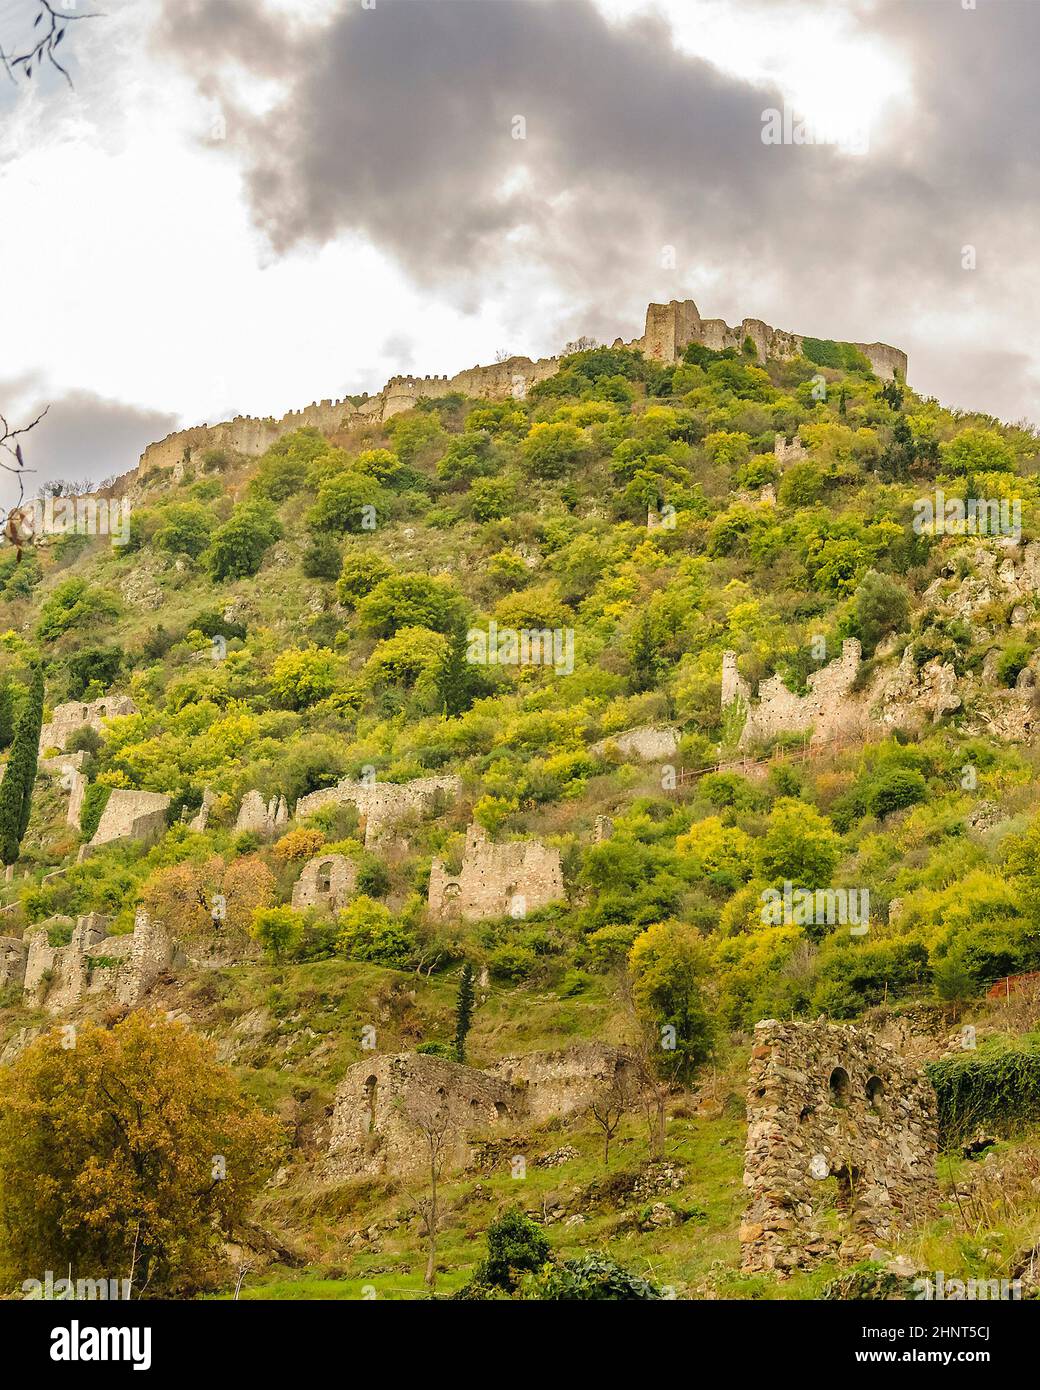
left=135, top=301, right=907, bottom=477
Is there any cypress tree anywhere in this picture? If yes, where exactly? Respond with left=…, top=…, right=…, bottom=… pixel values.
left=0, top=680, right=13, bottom=752
left=453, top=962, right=476, bottom=1064
left=0, top=665, right=44, bottom=865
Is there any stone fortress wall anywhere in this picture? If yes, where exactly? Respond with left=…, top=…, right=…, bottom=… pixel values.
left=0, top=909, right=174, bottom=1015
left=135, top=300, right=907, bottom=478
left=723, top=639, right=870, bottom=747
left=741, top=1019, right=939, bottom=1272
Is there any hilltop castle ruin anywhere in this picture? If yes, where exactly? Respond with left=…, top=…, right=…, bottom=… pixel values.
left=135, top=301, right=907, bottom=478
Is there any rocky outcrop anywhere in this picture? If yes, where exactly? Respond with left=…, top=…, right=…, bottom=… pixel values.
left=591, top=726, right=679, bottom=762
left=741, top=1019, right=939, bottom=1273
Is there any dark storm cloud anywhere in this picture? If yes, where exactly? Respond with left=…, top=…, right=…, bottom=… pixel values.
left=156, top=0, right=1040, bottom=420
left=0, top=385, right=177, bottom=505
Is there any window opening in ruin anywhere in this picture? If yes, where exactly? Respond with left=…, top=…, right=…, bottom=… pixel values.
left=828, top=1066, right=850, bottom=1106
left=866, top=1075, right=885, bottom=1107
left=318, top=861, right=333, bottom=894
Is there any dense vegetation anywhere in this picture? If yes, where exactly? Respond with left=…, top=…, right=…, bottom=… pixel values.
left=2, top=335, right=1040, bottom=1297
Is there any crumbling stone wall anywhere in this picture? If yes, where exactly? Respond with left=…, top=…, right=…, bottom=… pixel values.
left=21, top=909, right=174, bottom=1015
left=0, top=936, right=27, bottom=993
left=327, top=1044, right=636, bottom=1178
left=291, top=853, right=357, bottom=912
left=774, top=432, right=808, bottom=466
left=326, top=1053, right=515, bottom=1179
left=84, top=789, right=170, bottom=853
left=631, top=299, right=907, bottom=381
left=428, top=823, right=565, bottom=921
left=723, top=639, right=867, bottom=747
left=234, top=790, right=288, bottom=836
left=134, top=303, right=907, bottom=482
left=295, top=774, right=460, bottom=848
left=487, top=1044, right=636, bottom=1125
left=39, top=696, right=137, bottom=754
left=742, top=1019, right=939, bottom=1273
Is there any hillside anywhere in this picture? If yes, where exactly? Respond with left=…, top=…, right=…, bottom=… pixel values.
left=3, top=321, right=1040, bottom=1300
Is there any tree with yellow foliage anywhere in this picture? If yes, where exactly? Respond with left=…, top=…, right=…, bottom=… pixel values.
left=0, top=1012, right=283, bottom=1297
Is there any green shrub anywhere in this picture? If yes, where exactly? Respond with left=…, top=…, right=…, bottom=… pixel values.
left=927, top=1043, right=1040, bottom=1148
left=79, top=783, right=112, bottom=841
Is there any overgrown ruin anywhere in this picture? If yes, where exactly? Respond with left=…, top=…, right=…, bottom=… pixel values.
left=428, top=823, right=565, bottom=921
left=741, top=1019, right=939, bottom=1273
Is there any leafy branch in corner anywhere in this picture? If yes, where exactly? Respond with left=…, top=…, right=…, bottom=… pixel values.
left=0, top=0, right=104, bottom=88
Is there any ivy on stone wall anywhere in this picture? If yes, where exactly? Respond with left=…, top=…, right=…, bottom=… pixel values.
left=79, top=783, right=112, bottom=842
left=926, top=1043, right=1040, bottom=1148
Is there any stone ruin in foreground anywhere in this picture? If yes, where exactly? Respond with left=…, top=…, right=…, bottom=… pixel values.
left=741, top=1019, right=939, bottom=1272
left=326, top=1044, right=635, bottom=1178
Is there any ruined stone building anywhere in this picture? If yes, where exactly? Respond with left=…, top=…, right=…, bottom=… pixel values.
left=741, top=1019, right=939, bottom=1273
left=326, top=1043, right=634, bottom=1178
left=291, top=853, right=357, bottom=913
left=6, top=909, right=175, bottom=1014
left=631, top=300, right=907, bottom=381
left=722, top=639, right=867, bottom=747
left=39, top=695, right=137, bottom=754
left=294, top=774, right=460, bottom=849
left=428, top=823, right=565, bottom=921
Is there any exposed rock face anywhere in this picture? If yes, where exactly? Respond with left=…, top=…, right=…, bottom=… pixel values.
left=39, top=696, right=137, bottom=754
left=291, top=853, right=357, bottom=912
left=591, top=725, right=679, bottom=762
left=295, top=775, right=460, bottom=849
left=326, top=1044, right=635, bottom=1178
left=20, top=909, right=174, bottom=1014
left=428, top=823, right=565, bottom=922
left=234, top=790, right=288, bottom=836
left=84, top=789, right=170, bottom=853
left=741, top=1019, right=939, bottom=1273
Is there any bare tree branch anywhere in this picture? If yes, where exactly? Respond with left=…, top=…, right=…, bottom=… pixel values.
left=1, top=0, right=104, bottom=88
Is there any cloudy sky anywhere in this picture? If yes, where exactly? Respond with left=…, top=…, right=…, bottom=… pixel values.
left=0, top=0, right=1036, bottom=502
